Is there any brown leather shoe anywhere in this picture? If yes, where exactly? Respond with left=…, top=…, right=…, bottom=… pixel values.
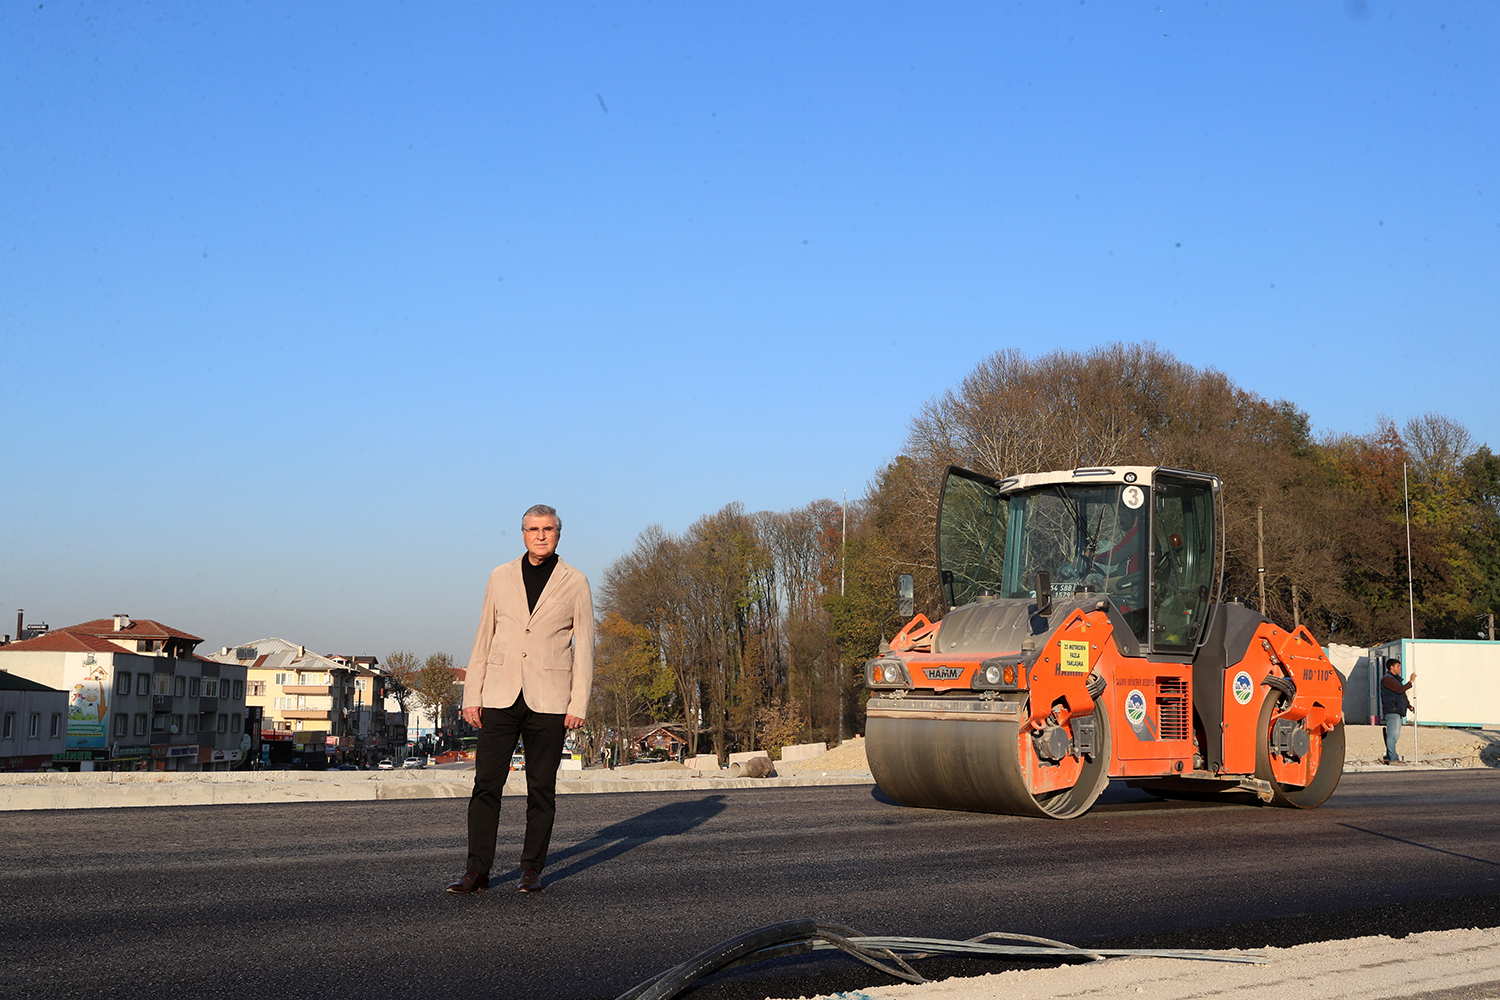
left=516, top=870, right=543, bottom=893
left=446, top=870, right=490, bottom=894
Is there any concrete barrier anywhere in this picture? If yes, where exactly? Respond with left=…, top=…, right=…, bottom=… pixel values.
left=685, top=755, right=720, bottom=770
left=0, top=770, right=477, bottom=810
left=777, top=742, right=828, bottom=762
left=0, top=762, right=876, bottom=811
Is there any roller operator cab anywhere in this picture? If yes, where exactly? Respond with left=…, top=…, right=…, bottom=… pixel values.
left=864, top=465, right=1345, bottom=818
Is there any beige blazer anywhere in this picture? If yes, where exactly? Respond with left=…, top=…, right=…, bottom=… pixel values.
left=462, top=556, right=594, bottom=719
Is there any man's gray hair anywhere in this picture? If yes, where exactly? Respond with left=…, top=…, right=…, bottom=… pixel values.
left=522, top=504, right=561, bottom=531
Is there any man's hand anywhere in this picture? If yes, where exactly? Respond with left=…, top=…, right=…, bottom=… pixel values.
left=462, top=706, right=483, bottom=728
left=564, top=714, right=585, bottom=730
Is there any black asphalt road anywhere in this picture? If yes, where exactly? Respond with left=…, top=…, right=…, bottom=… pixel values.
left=3, top=771, right=1499, bottom=1000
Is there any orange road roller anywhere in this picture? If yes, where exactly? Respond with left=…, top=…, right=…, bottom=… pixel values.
left=864, top=465, right=1345, bottom=818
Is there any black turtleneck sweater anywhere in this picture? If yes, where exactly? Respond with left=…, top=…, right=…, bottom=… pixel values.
left=521, top=552, right=558, bottom=614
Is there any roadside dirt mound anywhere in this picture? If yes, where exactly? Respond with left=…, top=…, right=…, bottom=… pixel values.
left=779, top=736, right=869, bottom=772
left=1343, top=724, right=1500, bottom=768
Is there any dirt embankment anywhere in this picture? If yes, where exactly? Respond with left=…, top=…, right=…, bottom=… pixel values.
left=1342, top=723, right=1500, bottom=768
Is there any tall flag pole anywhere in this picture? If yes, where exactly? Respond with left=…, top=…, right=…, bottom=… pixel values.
left=1404, top=462, right=1418, bottom=764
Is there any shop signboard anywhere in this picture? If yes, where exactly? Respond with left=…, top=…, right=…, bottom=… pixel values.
left=53, top=748, right=111, bottom=761
left=5, top=755, right=50, bottom=772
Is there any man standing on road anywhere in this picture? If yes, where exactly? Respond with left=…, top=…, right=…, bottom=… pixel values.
left=447, top=504, right=594, bottom=894
left=1380, top=657, right=1416, bottom=765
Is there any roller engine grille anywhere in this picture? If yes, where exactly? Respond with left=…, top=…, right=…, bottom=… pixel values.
left=1157, top=676, right=1189, bottom=742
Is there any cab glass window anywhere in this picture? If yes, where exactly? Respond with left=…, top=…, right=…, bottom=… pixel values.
left=937, top=468, right=1008, bottom=609
left=1150, top=476, right=1216, bottom=652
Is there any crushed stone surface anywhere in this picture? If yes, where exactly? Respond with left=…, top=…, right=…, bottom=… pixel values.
left=765, top=926, right=1500, bottom=1000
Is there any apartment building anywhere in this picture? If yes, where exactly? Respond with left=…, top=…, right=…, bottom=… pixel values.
left=0, top=672, right=69, bottom=772
left=326, top=653, right=406, bottom=753
left=0, top=615, right=248, bottom=771
left=203, top=640, right=403, bottom=765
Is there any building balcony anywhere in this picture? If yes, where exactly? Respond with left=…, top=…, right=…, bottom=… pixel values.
left=282, top=710, right=332, bottom=720
left=282, top=685, right=330, bottom=695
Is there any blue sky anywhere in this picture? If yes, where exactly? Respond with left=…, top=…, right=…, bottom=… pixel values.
left=3, top=2, right=1495, bottom=661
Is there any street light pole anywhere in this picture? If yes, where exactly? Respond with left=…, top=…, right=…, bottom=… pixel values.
left=1256, top=506, right=1266, bottom=613
left=839, top=489, right=846, bottom=744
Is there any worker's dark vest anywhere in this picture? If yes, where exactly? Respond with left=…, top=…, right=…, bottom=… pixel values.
left=1380, top=678, right=1410, bottom=717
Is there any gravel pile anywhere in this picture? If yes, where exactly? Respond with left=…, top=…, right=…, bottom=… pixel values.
left=777, top=736, right=869, bottom=773
left=1342, top=723, right=1500, bottom=768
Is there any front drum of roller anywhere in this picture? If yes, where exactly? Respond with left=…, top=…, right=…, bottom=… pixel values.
left=865, top=700, right=1111, bottom=819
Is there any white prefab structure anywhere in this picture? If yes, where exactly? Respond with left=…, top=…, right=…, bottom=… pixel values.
left=1368, top=639, right=1500, bottom=728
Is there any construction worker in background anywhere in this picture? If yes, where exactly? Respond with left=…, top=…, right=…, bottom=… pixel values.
left=1380, top=658, right=1416, bottom=764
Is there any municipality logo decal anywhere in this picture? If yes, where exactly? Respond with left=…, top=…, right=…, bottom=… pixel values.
left=1233, top=671, right=1254, bottom=705
left=1125, top=689, right=1147, bottom=725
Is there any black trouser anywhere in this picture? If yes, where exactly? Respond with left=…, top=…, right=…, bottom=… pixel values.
left=466, top=693, right=567, bottom=875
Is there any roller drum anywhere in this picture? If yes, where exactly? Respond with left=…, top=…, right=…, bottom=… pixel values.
left=866, top=698, right=1110, bottom=819
left=1254, top=695, right=1345, bottom=809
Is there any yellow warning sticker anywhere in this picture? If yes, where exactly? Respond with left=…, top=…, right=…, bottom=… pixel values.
left=1059, top=640, right=1090, bottom=675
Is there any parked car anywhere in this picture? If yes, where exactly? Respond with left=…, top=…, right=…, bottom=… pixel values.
left=377, top=759, right=395, bottom=770
left=401, top=757, right=425, bottom=769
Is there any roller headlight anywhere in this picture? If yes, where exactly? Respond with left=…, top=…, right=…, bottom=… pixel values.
left=867, top=658, right=909, bottom=687
left=974, top=655, right=1025, bottom=690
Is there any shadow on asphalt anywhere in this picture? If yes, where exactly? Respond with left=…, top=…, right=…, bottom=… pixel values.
left=866, top=778, right=1234, bottom=814
left=501, top=793, right=729, bottom=885
left=1337, top=822, right=1500, bottom=868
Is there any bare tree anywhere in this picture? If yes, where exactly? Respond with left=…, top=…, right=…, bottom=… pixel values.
left=1405, top=413, right=1474, bottom=485
left=601, top=525, right=705, bottom=758
left=411, top=652, right=459, bottom=734
left=760, top=500, right=841, bottom=737
left=383, top=649, right=420, bottom=719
